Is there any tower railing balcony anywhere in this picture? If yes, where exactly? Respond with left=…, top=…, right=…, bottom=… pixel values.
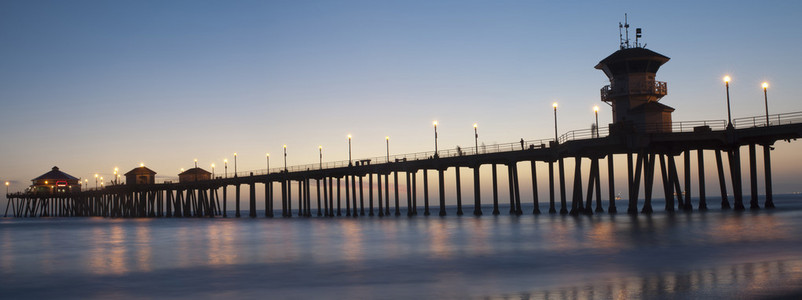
left=601, top=80, right=668, bottom=102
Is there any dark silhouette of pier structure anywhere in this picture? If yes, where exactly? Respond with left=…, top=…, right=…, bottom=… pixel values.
left=5, top=24, right=802, bottom=219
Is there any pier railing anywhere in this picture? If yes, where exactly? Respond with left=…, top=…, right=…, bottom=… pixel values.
left=211, top=137, right=556, bottom=180
left=733, top=111, right=802, bottom=128
left=131, top=111, right=802, bottom=184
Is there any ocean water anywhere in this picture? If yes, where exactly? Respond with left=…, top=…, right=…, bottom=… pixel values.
left=2, top=195, right=802, bottom=299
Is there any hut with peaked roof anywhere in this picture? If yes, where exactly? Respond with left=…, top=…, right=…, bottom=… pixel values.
left=125, top=166, right=157, bottom=185
left=178, top=167, right=211, bottom=183
left=31, top=166, right=81, bottom=193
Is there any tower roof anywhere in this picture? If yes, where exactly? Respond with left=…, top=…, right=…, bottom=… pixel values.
left=32, top=166, right=79, bottom=181
left=124, top=166, right=157, bottom=176
left=595, top=47, right=669, bottom=69
left=178, top=167, right=211, bottom=176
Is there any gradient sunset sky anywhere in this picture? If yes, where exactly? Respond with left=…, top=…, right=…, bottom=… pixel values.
left=2, top=1, right=802, bottom=205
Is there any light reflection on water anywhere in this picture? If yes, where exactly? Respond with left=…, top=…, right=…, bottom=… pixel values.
left=1, top=196, right=802, bottom=299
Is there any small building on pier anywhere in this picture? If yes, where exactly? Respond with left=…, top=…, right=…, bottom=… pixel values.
left=178, top=167, right=211, bottom=183
left=30, top=166, right=81, bottom=193
left=125, top=166, right=157, bottom=185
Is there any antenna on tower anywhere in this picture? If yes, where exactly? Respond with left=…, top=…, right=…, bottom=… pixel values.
left=635, top=28, right=642, bottom=48
left=619, top=22, right=624, bottom=49
left=624, top=13, right=630, bottom=48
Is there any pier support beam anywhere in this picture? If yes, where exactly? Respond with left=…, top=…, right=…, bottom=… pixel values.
left=764, top=144, right=775, bottom=208
left=715, top=150, right=731, bottom=209
left=406, top=172, right=412, bottom=216
left=359, top=175, right=365, bottom=216
left=513, top=164, right=522, bottom=215
left=697, top=149, right=707, bottom=210
left=507, top=165, right=515, bottom=215
left=337, top=177, right=342, bottom=216
left=249, top=181, right=256, bottom=218
left=531, top=161, right=540, bottom=214
left=641, top=154, right=656, bottom=214
left=627, top=152, right=644, bottom=214
left=394, top=171, right=400, bottom=216
left=558, top=158, right=567, bottom=214
left=474, top=166, right=482, bottom=216
left=549, top=161, right=556, bottom=213
left=438, top=169, right=446, bottom=216
left=369, top=174, right=374, bottom=216
left=570, top=156, right=583, bottom=215
left=352, top=175, right=358, bottom=217
left=317, top=179, right=323, bottom=217
left=728, top=148, right=745, bottom=211
left=749, top=144, right=760, bottom=210
left=378, top=174, right=384, bottom=217
left=345, top=176, right=351, bottom=216
left=607, top=154, right=617, bottom=213
left=456, top=167, right=463, bottom=216
left=684, top=150, right=693, bottom=212
left=492, top=164, right=500, bottom=215
left=235, top=184, right=241, bottom=218
left=223, top=186, right=228, bottom=217
left=384, top=174, right=390, bottom=216
left=411, top=171, right=418, bottom=215
left=424, top=170, right=430, bottom=216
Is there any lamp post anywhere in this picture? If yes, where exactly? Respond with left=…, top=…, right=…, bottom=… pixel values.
left=319, top=146, right=323, bottom=169
left=386, top=136, right=390, bottom=162
left=763, top=82, right=770, bottom=126
left=433, top=121, right=438, bottom=156
left=593, top=106, right=600, bottom=138
left=553, top=102, right=559, bottom=143
left=283, top=145, right=287, bottom=171
left=211, top=163, right=215, bottom=179
left=114, top=167, right=119, bottom=185
left=94, top=174, right=98, bottom=189
left=5, top=181, right=8, bottom=195
left=347, top=135, right=352, bottom=166
left=473, top=123, right=478, bottom=153
left=233, top=153, right=238, bottom=177
left=194, top=159, right=198, bottom=168
left=266, top=153, right=270, bottom=173
left=84, top=179, right=88, bottom=190
left=724, top=76, right=733, bottom=128
left=224, top=159, right=228, bottom=178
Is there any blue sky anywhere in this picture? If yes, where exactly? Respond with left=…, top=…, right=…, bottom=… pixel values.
left=2, top=1, right=802, bottom=204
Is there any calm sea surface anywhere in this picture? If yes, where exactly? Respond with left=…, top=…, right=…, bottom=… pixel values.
left=3, top=195, right=802, bottom=299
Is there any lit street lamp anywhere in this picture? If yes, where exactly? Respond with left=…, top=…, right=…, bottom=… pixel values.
left=553, top=102, right=559, bottom=143
left=5, top=181, right=8, bottom=195
left=763, top=82, right=770, bottom=126
left=433, top=121, right=439, bottom=156
left=94, top=174, right=98, bottom=189
left=266, top=153, right=270, bottom=173
left=194, top=159, right=198, bottom=168
left=385, top=136, right=390, bottom=162
left=283, top=145, right=288, bottom=171
left=233, top=153, right=238, bottom=177
left=224, top=159, right=228, bottom=178
left=593, top=106, right=600, bottom=138
left=211, top=163, right=215, bottom=178
left=724, top=75, right=733, bottom=128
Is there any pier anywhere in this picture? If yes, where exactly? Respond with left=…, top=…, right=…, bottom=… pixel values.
left=5, top=112, right=801, bottom=218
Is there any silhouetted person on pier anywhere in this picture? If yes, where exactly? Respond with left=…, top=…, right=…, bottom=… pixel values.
left=520, top=138, right=524, bottom=150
